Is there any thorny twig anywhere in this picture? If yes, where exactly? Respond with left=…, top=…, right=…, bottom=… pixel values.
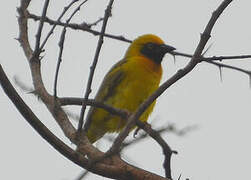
left=28, top=13, right=132, bottom=43
left=172, top=51, right=251, bottom=76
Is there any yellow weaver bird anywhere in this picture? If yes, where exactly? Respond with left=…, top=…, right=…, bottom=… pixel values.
left=86, top=34, right=175, bottom=143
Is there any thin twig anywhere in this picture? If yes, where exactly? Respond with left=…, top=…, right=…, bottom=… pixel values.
left=205, top=55, right=251, bottom=61
left=78, top=0, right=115, bottom=132
left=54, top=28, right=66, bottom=98
left=59, top=97, right=129, bottom=119
left=171, top=51, right=251, bottom=62
left=75, top=170, right=89, bottom=180
left=206, top=60, right=251, bottom=75
left=40, top=0, right=81, bottom=51
left=32, top=0, right=50, bottom=59
left=85, top=17, right=105, bottom=28
left=171, top=51, right=251, bottom=76
left=28, top=13, right=132, bottom=43
left=54, top=0, right=89, bottom=98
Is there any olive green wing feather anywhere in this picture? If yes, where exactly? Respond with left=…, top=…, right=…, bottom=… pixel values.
left=94, top=59, right=126, bottom=102
left=84, top=59, right=126, bottom=142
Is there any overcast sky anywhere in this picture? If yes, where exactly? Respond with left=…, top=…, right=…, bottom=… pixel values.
left=1, top=0, right=251, bottom=180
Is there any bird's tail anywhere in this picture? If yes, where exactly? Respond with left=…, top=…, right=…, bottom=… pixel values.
left=86, top=125, right=106, bottom=143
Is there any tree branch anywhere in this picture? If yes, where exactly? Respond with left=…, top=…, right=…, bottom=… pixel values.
left=28, top=13, right=132, bottom=43
left=59, top=97, right=129, bottom=119
left=171, top=51, right=251, bottom=76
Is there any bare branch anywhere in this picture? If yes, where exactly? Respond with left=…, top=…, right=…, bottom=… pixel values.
left=207, top=60, right=251, bottom=76
left=39, top=0, right=82, bottom=51
left=172, top=51, right=251, bottom=76
left=28, top=13, right=132, bottom=43
left=172, top=51, right=251, bottom=62
left=78, top=0, right=115, bottom=132
left=60, top=97, right=129, bottom=119
left=205, top=55, right=251, bottom=61
left=54, top=28, right=66, bottom=98
left=86, top=17, right=105, bottom=28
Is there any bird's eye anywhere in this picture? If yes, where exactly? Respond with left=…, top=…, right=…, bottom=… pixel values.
left=146, top=43, right=154, bottom=50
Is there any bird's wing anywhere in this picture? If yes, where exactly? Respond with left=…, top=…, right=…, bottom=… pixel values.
left=95, top=59, right=126, bottom=102
left=85, top=59, right=126, bottom=128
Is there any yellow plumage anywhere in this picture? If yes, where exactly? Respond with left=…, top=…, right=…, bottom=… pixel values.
left=86, top=34, right=175, bottom=143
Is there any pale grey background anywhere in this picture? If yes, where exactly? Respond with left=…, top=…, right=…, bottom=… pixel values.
left=1, top=0, right=251, bottom=179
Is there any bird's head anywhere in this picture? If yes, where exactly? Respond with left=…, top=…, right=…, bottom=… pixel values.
left=125, top=34, right=176, bottom=64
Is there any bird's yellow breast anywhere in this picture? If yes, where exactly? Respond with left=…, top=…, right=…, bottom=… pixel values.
left=116, top=56, right=162, bottom=112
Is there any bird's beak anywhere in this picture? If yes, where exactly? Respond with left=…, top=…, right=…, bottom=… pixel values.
left=160, top=44, right=176, bottom=53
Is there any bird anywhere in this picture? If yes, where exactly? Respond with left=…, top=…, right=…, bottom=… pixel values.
left=85, top=34, right=175, bottom=143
